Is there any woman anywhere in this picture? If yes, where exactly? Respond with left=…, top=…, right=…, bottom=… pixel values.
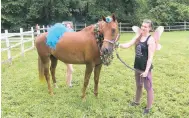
left=120, top=19, right=156, bottom=114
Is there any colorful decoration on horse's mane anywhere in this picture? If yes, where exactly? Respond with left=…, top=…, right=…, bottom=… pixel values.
left=94, top=23, right=103, bottom=42
left=132, top=26, right=164, bottom=51
left=94, top=23, right=113, bottom=66
left=100, top=52, right=114, bottom=66
left=105, top=17, right=112, bottom=23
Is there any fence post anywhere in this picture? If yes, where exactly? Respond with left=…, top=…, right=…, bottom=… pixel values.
left=184, top=21, right=186, bottom=31
left=20, top=28, right=24, bottom=56
left=31, top=27, right=35, bottom=48
left=43, top=25, right=45, bottom=32
left=85, top=23, right=86, bottom=28
left=5, top=30, right=12, bottom=63
left=74, top=23, right=77, bottom=31
left=37, top=26, right=40, bottom=36
left=119, top=22, right=122, bottom=33
left=47, top=25, right=50, bottom=31
left=169, top=26, right=170, bottom=32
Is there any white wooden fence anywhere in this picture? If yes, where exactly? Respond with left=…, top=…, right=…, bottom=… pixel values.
left=1, top=21, right=189, bottom=64
left=32, top=21, right=189, bottom=32
left=73, top=21, right=189, bottom=32
left=1, top=27, right=43, bottom=64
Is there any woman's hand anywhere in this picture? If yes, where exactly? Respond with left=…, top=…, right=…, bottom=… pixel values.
left=140, top=71, right=148, bottom=77
left=115, top=42, right=120, bottom=48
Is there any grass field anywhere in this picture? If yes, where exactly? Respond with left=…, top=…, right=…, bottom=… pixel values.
left=1, top=31, right=189, bottom=118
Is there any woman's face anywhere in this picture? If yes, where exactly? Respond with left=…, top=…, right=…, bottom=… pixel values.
left=141, top=22, right=151, bottom=35
left=67, top=24, right=72, bottom=29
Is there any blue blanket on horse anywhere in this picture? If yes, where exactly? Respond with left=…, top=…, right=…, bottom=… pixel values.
left=46, top=23, right=74, bottom=49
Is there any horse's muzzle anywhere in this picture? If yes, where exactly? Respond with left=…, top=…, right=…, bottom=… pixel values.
left=101, top=46, right=113, bottom=55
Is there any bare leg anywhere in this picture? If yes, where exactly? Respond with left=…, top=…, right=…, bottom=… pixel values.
left=82, top=63, right=93, bottom=100
left=65, top=64, right=73, bottom=87
left=94, top=64, right=102, bottom=97
left=50, top=55, right=58, bottom=88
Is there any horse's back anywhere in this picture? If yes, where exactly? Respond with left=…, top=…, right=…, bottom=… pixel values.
left=54, top=31, right=100, bottom=64
left=35, top=30, right=100, bottom=64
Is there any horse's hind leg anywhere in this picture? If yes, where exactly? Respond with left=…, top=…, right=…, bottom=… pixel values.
left=82, top=63, right=94, bottom=100
left=42, top=56, right=54, bottom=95
left=94, top=64, right=102, bottom=97
left=50, top=55, right=58, bottom=88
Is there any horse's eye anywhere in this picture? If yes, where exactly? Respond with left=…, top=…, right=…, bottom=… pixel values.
left=112, top=29, right=115, bottom=34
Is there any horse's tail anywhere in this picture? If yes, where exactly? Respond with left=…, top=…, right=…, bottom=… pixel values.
left=38, top=56, right=45, bottom=82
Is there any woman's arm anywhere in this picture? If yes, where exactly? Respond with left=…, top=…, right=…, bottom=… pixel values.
left=120, top=34, right=140, bottom=49
left=140, top=36, right=156, bottom=77
left=145, top=37, right=156, bottom=73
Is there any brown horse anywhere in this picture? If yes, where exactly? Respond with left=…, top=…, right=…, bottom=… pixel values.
left=35, top=14, right=120, bottom=99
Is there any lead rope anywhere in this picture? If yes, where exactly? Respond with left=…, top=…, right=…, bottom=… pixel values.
left=115, top=48, right=152, bottom=90
left=115, top=48, right=142, bottom=74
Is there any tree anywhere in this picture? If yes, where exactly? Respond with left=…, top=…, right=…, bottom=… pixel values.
left=1, top=0, right=189, bottom=32
left=1, top=0, right=28, bottom=31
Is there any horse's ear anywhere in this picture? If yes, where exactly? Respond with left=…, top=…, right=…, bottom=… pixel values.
left=102, top=16, right=106, bottom=22
left=112, top=13, right=116, bottom=22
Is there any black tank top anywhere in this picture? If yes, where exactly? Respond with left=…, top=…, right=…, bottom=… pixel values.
left=134, top=35, right=153, bottom=71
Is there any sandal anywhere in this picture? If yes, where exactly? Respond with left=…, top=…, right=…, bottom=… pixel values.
left=143, top=107, right=151, bottom=114
left=130, top=101, right=140, bottom=106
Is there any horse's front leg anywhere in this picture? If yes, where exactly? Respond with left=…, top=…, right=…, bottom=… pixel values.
left=82, top=63, right=94, bottom=100
left=94, top=64, right=102, bottom=97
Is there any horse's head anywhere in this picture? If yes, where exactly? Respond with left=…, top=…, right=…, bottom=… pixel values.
left=97, top=14, right=120, bottom=65
left=99, top=14, right=120, bottom=55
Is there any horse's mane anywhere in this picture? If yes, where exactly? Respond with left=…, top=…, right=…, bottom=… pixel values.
left=81, top=24, right=94, bottom=32
left=81, top=21, right=106, bottom=32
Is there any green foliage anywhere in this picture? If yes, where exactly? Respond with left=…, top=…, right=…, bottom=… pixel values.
left=132, top=0, right=151, bottom=24
left=149, top=0, right=189, bottom=24
left=1, top=0, right=189, bottom=32
left=1, top=0, right=27, bottom=31
left=169, top=2, right=189, bottom=21
left=129, top=0, right=189, bottom=25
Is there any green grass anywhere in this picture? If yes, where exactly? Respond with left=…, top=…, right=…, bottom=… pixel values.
left=2, top=31, right=189, bottom=118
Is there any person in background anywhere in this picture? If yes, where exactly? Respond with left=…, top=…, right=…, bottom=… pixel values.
left=64, top=22, right=74, bottom=87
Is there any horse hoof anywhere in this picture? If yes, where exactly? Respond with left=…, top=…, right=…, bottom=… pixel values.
left=54, top=84, right=58, bottom=88
left=81, top=95, right=86, bottom=101
left=49, top=92, right=54, bottom=96
left=82, top=97, right=86, bottom=102
left=94, top=93, right=98, bottom=97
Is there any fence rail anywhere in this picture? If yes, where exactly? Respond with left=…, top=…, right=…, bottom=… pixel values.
left=1, top=21, right=189, bottom=64
left=36, top=21, right=189, bottom=32
left=119, top=21, right=189, bottom=32
left=1, top=27, right=36, bottom=64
